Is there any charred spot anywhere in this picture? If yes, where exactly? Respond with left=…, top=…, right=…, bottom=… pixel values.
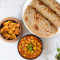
left=56, top=6, right=60, bottom=10
left=53, top=1, right=56, bottom=4
left=50, top=23, right=53, bottom=26
left=46, top=23, right=48, bottom=26
left=34, top=24, right=39, bottom=30
left=53, top=20, right=56, bottom=21
left=33, top=8, right=36, bottom=10
left=25, top=17, right=28, bottom=21
left=45, top=29, right=50, bottom=32
left=44, top=8, right=47, bottom=10
left=34, top=12, right=40, bottom=20
left=38, top=1, right=43, bottom=5
left=48, top=9, right=52, bottom=13
left=51, top=32, right=52, bottom=33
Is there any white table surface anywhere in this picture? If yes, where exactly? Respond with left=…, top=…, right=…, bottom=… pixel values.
left=0, top=0, right=60, bottom=60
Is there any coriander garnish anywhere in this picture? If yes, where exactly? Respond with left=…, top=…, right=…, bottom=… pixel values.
left=55, top=48, right=60, bottom=60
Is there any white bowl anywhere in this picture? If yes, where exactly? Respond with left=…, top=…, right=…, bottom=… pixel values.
left=22, top=0, right=60, bottom=38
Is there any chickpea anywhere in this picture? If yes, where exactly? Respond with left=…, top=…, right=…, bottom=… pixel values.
left=37, top=42, right=40, bottom=46
left=21, top=39, right=24, bottom=41
left=37, top=47, right=40, bottom=50
left=31, top=36, right=33, bottom=39
left=24, top=47, right=27, bottom=51
left=28, top=51, right=30, bottom=54
left=34, top=53, right=37, bottom=56
left=33, top=46, right=37, bottom=51
left=19, top=46, right=22, bottom=48
left=25, top=51, right=27, bottom=54
left=25, top=44, right=28, bottom=47
left=19, top=49, right=21, bottom=51
left=31, top=40, right=34, bottom=43
left=35, top=40, right=38, bottom=43
left=40, top=49, right=42, bottom=52
left=23, top=54, right=26, bottom=57
left=22, top=41, right=25, bottom=44
left=31, top=51, right=34, bottom=53
left=37, top=52, right=40, bottom=54
left=27, top=41, right=31, bottom=44
left=40, top=44, right=42, bottom=47
left=33, top=43, right=36, bottom=46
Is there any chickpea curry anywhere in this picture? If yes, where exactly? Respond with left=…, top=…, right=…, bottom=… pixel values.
left=0, top=20, right=20, bottom=40
left=18, top=35, right=42, bottom=59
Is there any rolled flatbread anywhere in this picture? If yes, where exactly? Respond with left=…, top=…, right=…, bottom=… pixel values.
left=40, top=0, right=60, bottom=16
left=31, top=0, right=60, bottom=27
left=23, top=6, right=58, bottom=37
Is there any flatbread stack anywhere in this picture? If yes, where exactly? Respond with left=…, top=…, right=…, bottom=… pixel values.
left=23, top=0, right=60, bottom=37
left=31, top=0, right=60, bottom=27
left=40, top=0, right=60, bottom=16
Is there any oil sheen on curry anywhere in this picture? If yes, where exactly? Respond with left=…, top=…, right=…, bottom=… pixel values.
left=18, top=35, right=42, bottom=59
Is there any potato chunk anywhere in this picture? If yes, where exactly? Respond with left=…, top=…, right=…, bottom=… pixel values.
left=14, top=28, right=20, bottom=35
left=3, top=21, right=11, bottom=26
left=10, top=34, right=16, bottom=40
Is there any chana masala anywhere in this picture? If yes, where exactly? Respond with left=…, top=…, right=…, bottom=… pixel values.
left=0, top=20, right=20, bottom=40
left=18, top=35, right=43, bottom=59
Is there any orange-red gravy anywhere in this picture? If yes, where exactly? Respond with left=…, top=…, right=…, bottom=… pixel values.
left=18, top=35, right=42, bottom=59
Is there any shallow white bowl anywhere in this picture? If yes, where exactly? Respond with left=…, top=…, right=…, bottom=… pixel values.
left=22, top=0, right=60, bottom=38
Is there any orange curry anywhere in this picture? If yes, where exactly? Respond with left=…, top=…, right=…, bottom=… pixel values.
left=18, top=35, right=42, bottom=59
left=0, top=20, right=20, bottom=40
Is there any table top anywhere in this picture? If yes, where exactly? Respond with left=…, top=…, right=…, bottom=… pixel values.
left=0, top=0, right=60, bottom=60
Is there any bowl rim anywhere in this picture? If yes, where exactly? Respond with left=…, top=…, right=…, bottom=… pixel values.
left=17, top=34, right=43, bottom=59
left=0, top=17, right=23, bottom=42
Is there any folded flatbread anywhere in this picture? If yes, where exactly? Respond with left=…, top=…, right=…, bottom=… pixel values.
left=40, top=0, right=60, bottom=16
left=31, top=0, right=60, bottom=27
left=23, top=6, right=58, bottom=37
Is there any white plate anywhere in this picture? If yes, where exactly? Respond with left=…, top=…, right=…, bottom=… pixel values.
left=22, top=0, right=60, bottom=38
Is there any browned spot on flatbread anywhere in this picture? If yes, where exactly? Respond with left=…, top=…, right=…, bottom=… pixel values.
left=34, top=24, right=39, bottom=30
left=44, top=8, right=47, bottom=10
left=38, top=1, right=43, bottom=5
left=33, top=8, right=36, bottom=10
left=34, top=12, right=40, bottom=20
left=56, top=6, right=60, bottom=10
left=51, top=32, right=52, bottom=33
left=25, top=17, right=28, bottom=21
left=48, top=9, right=52, bottom=13
left=50, top=23, right=53, bottom=26
left=53, top=1, right=57, bottom=4
left=46, top=23, right=48, bottom=26
left=45, top=29, right=50, bottom=32
left=53, top=20, right=56, bottom=21
left=53, top=2, right=56, bottom=4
